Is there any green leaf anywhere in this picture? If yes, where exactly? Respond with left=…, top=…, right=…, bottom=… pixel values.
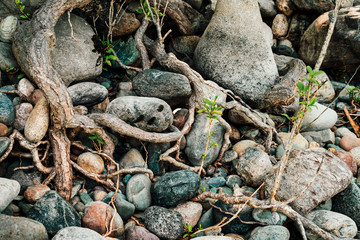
left=89, top=136, right=96, bottom=140
left=313, top=70, right=325, bottom=76
left=282, top=113, right=291, bottom=121
left=20, top=15, right=27, bottom=19
left=306, top=106, right=312, bottom=112
left=17, top=73, right=25, bottom=79
left=213, top=110, right=222, bottom=115
left=20, top=5, right=25, bottom=11
left=197, top=109, right=206, bottom=113
left=209, top=131, right=214, bottom=137
left=98, top=138, right=104, bottom=144
left=211, top=116, right=218, bottom=119
left=309, top=97, right=317, bottom=106
left=108, top=55, right=117, bottom=60
left=306, top=65, right=313, bottom=75
left=297, top=81, right=305, bottom=92
left=203, top=98, right=212, bottom=106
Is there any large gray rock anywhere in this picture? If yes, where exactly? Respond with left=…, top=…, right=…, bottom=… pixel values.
left=68, top=82, right=108, bottom=107
left=185, top=113, right=225, bottom=167
left=305, top=210, right=357, bottom=239
left=332, top=182, right=360, bottom=228
left=106, top=96, right=173, bottom=132
left=299, top=7, right=360, bottom=70
left=265, top=150, right=352, bottom=215
left=0, top=214, right=48, bottom=240
left=300, top=103, right=337, bottom=132
left=26, top=190, right=81, bottom=235
left=194, top=0, right=279, bottom=108
left=52, top=227, right=107, bottom=240
left=151, top=170, right=200, bottom=208
left=50, top=13, right=102, bottom=86
left=0, top=178, right=20, bottom=212
left=144, top=206, right=184, bottom=240
left=132, top=69, right=192, bottom=105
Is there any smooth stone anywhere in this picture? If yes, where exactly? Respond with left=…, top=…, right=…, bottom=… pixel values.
left=24, top=97, right=49, bottom=142
left=0, top=177, right=20, bottom=212
left=18, top=78, right=35, bottom=98
left=106, top=96, right=173, bottom=132
left=239, top=125, right=260, bottom=138
left=80, top=192, right=93, bottom=205
left=144, top=206, right=184, bottom=240
left=192, top=237, right=233, bottom=240
left=112, top=10, right=140, bottom=37
left=273, top=54, right=295, bottom=75
left=133, top=69, right=192, bottom=105
left=213, top=200, right=254, bottom=234
left=272, top=14, right=289, bottom=38
left=126, top=174, right=151, bottom=211
left=68, top=82, right=108, bottom=107
left=197, top=208, right=214, bottom=230
left=234, top=147, right=272, bottom=187
left=93, top=189, right=107, bottom=201
left=332, top=182, right=360, bottom=228
left=194, top=0, right=279, bottom=108
left=301, top=129, right=335, bottom=144
left=151, top=170, right=200, bottom=208
left=49, top=13, right=102, bottom=86
left=172, top=201, right=203, bottom=227
left=0, top=15, right=18, bottom=42
left=213, top=168, right=227, bottom=178
left=114, top=196, right=135, bottom=220
left=222, top=150, right=238, bottom=163
left=306, top=73, right=335, bottom=102
left=278, top=39, right=293, bottom=48
left=202, top=177, right=226, bottom=188
left=0, top=92, right=15, bottom=126
left=0, top=41, right=18, bottom=71
left=252, top=209, right=287, bottom=225
left=300, top=103, right=337, bottom=132
left=334, top=150, right=357, bottom=175
left=185, top=113, right=225, bottom=166
left=265, top=150, right=353, bottom=215
left=0, top=214, right=48, bottom=240
left=125, top=226, right=160, bottom=240
left=119, top=148, right=146, bottom=169
left=226, top=175, right=244, bottom=188
left=277, top=132, right=308, bottom=149
left=0, top=137, right=10, bottom=157
left=24, top=184, right=51, bottom=204
left=258, top=0, right=277, bottom=18
left=52, top=226, right=107, bottom=240
left=249, top=226, right=290, bottom=240
left=74, top=202, right=85, bottom=212
left=233, top=140, right=266, bottom=157
left=82, top=202, right=124, bottom=238
left=111, top=36, right=140, bottom=68
left=77, top=152, right=104, bottom=174
left=340, top=136, right=360, bottom=151
left=26, top=190, right=81, bottom=235
left=305, top=210, right=357, bottom=239
left=335, top=127, right=357, bottom=138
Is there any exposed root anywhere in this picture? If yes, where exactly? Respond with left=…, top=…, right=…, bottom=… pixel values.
left=100, top=167, right=154, bottom=181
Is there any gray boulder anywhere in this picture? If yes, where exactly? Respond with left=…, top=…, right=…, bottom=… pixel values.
left=68, top=82, right=108, bottom=107
left=26, top=190, right=81, bottom=235
left=133, top=69, right=192, bottom=106
left=106, top=96, right=173, bottom=132
left=0, top=214, right=48, bottom=240
left=144, top=206, right=184, bottom=240
left=52, top=227, right=107, bottom=240
left=194, top=0, right=279, bottom=108
left=332, top=182, right=360, bottom=228
left=185, top=113, right=225, bottom=167
left=50, top=13, right=102, bottom=86
left=265, top=150, right=352, bottom=215
left=305, top=210, right=357, bottom=239
left=299, top=7, right=360, bottom=70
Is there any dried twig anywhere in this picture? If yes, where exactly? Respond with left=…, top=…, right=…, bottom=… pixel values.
left=344, top=107, right=360, bottom=137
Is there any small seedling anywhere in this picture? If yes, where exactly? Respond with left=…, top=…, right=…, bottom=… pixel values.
left=14, top=0, right=31, bottom=20
left=347, top=86, right=360, bottom=103
left=137, top=0, right=163, bottom=20
left=99, top=36, right=117, bottom=71
left=197, top=96, right=222, bottom=175
left=89, top=132, right=104, bottom=152
left=282, top=66, right=324, bottom=122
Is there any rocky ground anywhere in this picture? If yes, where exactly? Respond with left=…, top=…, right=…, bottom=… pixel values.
left=0, top=0, right=360, bottom=239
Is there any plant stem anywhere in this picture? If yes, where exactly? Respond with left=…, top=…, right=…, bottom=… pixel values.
left=198, top=119, right=213, bottom=175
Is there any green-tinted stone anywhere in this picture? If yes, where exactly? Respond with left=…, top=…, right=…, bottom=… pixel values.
left=79, top=192, right=93, bottom=205
left=0, top=93, right=15, bottom=125
left=0, top=137, right=10, bottom=157
left=111, top=36, right=140, bottom=68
